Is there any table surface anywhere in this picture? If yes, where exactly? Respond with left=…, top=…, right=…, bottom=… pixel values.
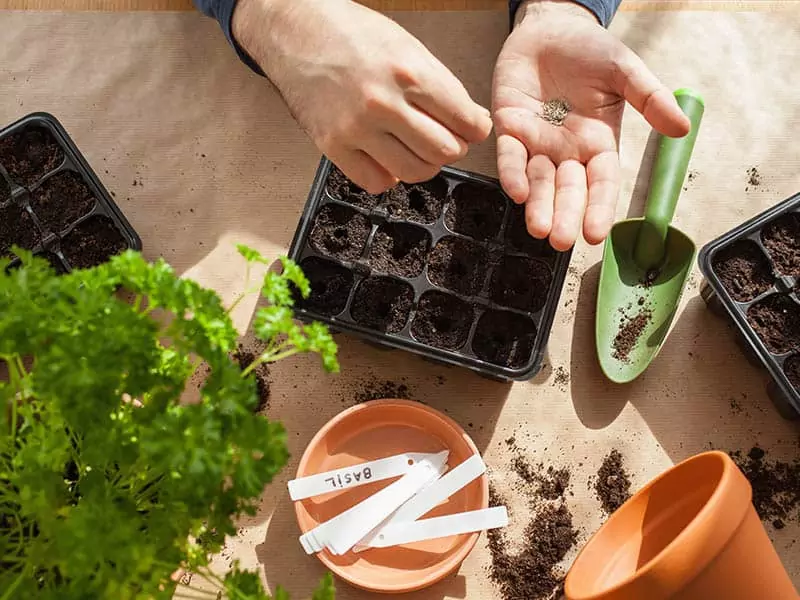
left=0, top=0, right=792, bottom=11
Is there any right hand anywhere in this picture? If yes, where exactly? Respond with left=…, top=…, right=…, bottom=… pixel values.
left=233, top=0, right=493, bottom=194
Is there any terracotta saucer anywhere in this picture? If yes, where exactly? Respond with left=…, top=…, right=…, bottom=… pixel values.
left=293, top=398, right=488, bottom=594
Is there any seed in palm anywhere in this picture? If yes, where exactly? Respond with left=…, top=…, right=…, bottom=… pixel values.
left=541, top=98, right=571, bottom=126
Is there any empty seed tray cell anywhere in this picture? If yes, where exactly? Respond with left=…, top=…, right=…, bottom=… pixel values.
left=288, top=157, right=573, bottom=380
left=0, top=112, right=141, bottom=274
left=698, top=191, right=800, bottom=420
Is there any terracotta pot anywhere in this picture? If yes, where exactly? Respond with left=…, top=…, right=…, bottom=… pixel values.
left=565, top=451, right=798, bottom=600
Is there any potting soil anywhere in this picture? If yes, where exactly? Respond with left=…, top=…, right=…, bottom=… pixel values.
left=595, top=449, right=632, bottom=514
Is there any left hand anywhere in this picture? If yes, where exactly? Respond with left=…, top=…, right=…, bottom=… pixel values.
left=492, top=0, right=691, bottom=251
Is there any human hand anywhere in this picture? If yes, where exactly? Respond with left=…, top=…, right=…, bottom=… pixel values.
left=233, top=0, right=493, bottom=194
left=492, top=0, right=691, bottom=251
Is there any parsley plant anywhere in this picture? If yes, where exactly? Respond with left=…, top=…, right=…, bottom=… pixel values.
left=0, top=245, right=337, bottom=600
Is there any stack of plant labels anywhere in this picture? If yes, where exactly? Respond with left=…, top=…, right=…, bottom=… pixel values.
left=288, top=451, right=508, bottom=556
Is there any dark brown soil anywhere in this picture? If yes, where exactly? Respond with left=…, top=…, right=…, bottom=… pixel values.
left=60, top=216, right=127, bottom=269
left=427, top=236, right=488, bottom=296
left=410, top=291, right=473, bottom=350
left=445, top=182, right=506, bottom=241
left=730, top=446, right=800, bottom=529
left=472, top=309, right=537, bottom=368
left=761, top=212, right=800, bottom=276
left=488, top=495, right=578, bottom=600
left=783, top=354, right=800, bottom=391
left=309, top=204, right=370, bottom=261
left=325, top=166, right=381, bottom=209
left=0, top=126, right=65, bottom=187
left=0, top=178, right=9, bottom=203
left=505, top=205, right=558, bottom=264
left=747, top=293, right=800, bottom=354
left=712, top=239, right=774, bottom=302
left=350, top=276, right=413, bottom=333
left=746, top=166, right=762, bottom=189
left=488, top=456, right=578, bottom=600
left=0, top=202, right=40, bottom=258
left=383, top=176, right=447, bottom=224
left=354, top=379, right=412, bottom=404
left=612, top=307, right=652, bottom=362
left=38, top=252, right=67, bottom=274
left=595, top=449, right=632, bottom=514
left=296, top=256, right=353, bottom=316
left=369, top=222, right=430, bottom=278
left=30, top=171, right=96, bottom=233
left=233, top=344, right=270, bottom=413
left=491, top=255, right=551, bottom=313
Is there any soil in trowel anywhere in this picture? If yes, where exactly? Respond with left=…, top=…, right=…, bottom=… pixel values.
left=489, top=445, right=578, bottom=600
left=612, top=305, right=653, bottom=362
left=595, top=449, right=632, bottom=514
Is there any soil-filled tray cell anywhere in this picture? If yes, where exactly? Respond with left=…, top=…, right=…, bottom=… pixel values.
left=369, top=221, right=430, bottom=278
left=0, top=203, right=40, bottom=258
left=428, top=236, right=489, bottom=297
left=472, top=309, right=537, bottom=368
left=38, top=252, right=67, bottom=274
left=351, top=276, right=414, bottom=333
left=761, top=212, right=800, bottom=277
left=746, top=293, right=800, bottom=355
left=410, top=290, right=473, bottom=350
left=383, top=176, right=448, bottom=224
left=309, top=204, right=370, bottom=261
left=326, top=166, right=381, bottom=210
left=295, top=256, right=354, bottom=316
left=505, top=204, right=558, bottom=263
left=60, top=215, right=128, bottom=269
left=444, top=182, right=506, bottom=241
left=712, top=239, right=774, bottom=302
left=30, top=171, right=96, bottom=234
left=785, top=354, right=800, bottom=391
left=0, top=125, right=65, bottom=187
left=490, top=255, right=552, bottom=313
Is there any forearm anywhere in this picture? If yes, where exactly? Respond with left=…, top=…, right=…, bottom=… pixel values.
left=509, top=0, right=622, bottom=28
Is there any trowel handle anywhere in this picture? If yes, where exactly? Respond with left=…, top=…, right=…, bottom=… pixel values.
left=635, top=89, right=704, bottom=269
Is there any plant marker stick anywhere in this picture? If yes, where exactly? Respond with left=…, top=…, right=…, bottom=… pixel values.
left=353, top=453, right=486, bottom=552
left=299, top=450, right=449, bottom=555
left=365, top=506, right=509, bottom=548
left=287, top=452, right=445, bottom=501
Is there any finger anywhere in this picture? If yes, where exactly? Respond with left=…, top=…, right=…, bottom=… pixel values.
left=584, top=151, right=620, bottom=245
left=614, top=47, right=691, bottom=138
left=524, top=155, right=557, bottom=239
left=550, top=160, right=588, bottom=251
left=329, top=149, right=398, bottom=195
left=393, top=106, right=469, bottom=166
left=496, top=134, right=529, bottom=204
left=362, top=134, right=441, bottom=184
left=403, top=63, right=493, bottom=144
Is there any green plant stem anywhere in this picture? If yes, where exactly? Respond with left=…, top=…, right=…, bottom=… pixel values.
left=0, top=570, right=26, bottom=600
left=227, top=285, right=261, bottom=317
left=239, top=346, right=299, bottom=378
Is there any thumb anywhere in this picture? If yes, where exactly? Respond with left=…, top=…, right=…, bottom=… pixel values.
left=613, top=46, right=691, bottom=138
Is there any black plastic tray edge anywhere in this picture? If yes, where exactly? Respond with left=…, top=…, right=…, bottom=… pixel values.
left=0, top=112, right=143, bottom=269
left=287, top=155, right=573, bottom=381
left=696, top=190, right=800, bottom=416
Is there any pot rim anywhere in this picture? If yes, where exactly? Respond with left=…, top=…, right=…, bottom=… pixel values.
left=565, top=450, right=751, bottom=600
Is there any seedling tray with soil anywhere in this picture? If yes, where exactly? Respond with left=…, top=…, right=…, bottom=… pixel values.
left=287, top=157, right=572, bottom=380
left=698, top=191, right=800, bottom=420
left=0, top=112, right=141, bottom=273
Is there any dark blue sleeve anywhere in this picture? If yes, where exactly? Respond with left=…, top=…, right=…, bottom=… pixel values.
left=509, top=0, right=622, bottom=28
left=194, top=0, right=265, bottom=75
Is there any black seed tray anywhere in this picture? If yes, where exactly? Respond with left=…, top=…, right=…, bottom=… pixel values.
left=697, top=190, right=800, bottom=420
left=287, top=156, right=573, bottom=381
left=0, top=112, right=141, bottom=274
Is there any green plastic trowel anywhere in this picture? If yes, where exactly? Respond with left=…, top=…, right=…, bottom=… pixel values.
left=596, top=88, right=704, bottom=383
